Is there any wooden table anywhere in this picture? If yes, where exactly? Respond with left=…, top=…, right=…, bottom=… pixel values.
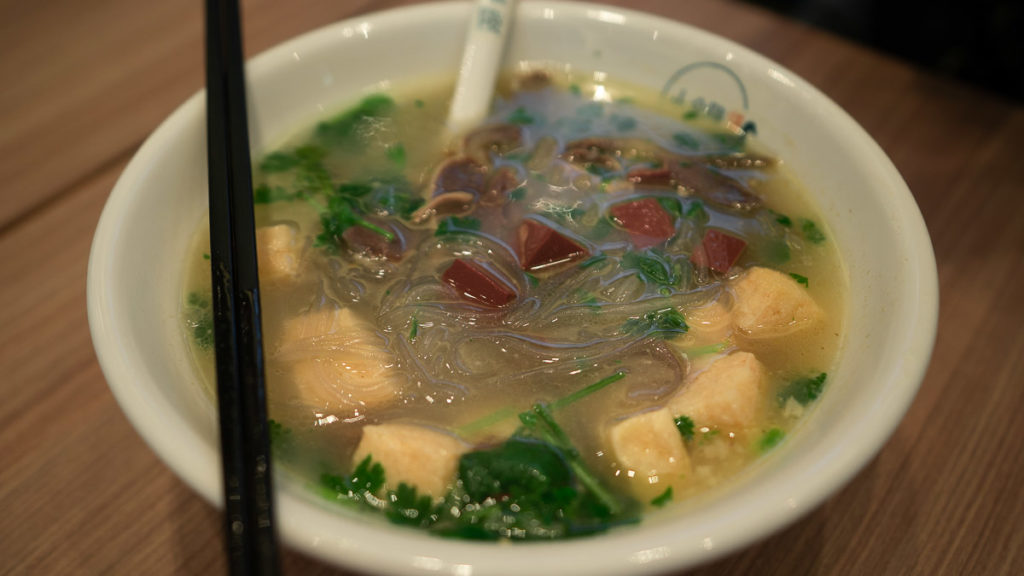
left=2, top=0, right=1021, bottom=573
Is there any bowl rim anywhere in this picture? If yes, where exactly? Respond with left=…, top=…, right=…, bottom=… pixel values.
left=88, top=2, right=939, bottom=574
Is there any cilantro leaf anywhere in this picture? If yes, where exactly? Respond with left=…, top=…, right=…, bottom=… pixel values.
left=385, top=483, right=436, bottom=527
left=789, top=272, right=809, bottom=287
left=184, top=292, right=213, bottom=350
left=777, top=372, right=827, bottom=406
left=315, top=93, right=395, bottom=146
left=267, top=419, right=294, bottom=457
left=684, top=200, right=708, bottom=222
left=320, top=455, right=386, bottom=506
left=622, top=307, right=689, bottom=340
left=758, top=428, right=785, bottom=452
left=800, top=218, right=826, bottom=244
left=673, top=132, right=700, bottom=150
left=435, top=216, right=481, bottom=237
left=657, top=197, right=683, bottom=218
left=650, top=486, right=673, bottom=508
left=621, top=250, right=687, bottom=289
left=259, top=151, right=301, bottom=173
left=674, top=415, right=695, bottom=441
left=253, top=184, right=296, bottom=204
left=508, top=106, right=534, bottom=125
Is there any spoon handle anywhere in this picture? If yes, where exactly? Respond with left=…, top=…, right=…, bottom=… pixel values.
left=447, top=0, right=518, bottom=136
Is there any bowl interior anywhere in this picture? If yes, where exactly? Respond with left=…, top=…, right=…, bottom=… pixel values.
left=88, top=2, right=937, bottom=575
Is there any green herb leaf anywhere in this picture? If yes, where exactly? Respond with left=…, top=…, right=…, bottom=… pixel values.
left=800, top=218, right=826, bottom=244
left=621, top=250, right=687, bottom=289
left=579, top=253, right=608, bottom=269
left=650, top=486, right=673, bottom=508
left=758, top=428, right=785, bottom=452
left=315, top=194, right=391, bottom=250
left=253, top=183, right=296, bottom=204
left=184, top=292, right=213, bottom=350
left=386, top=143, right=406, bottom=167
left=370, top=179, right=424, bottom=219
left=435, top=216, right=482, bottom=237
left=657, top=197, right=683, bottom=218
left=267, top=419, right=294, bottom=456
left=574, top=289, right=600, bottom=310
left=315, top=93, right=396, bottom=146
left=259, top=151, right=301, bottom=173
left=409, top=316, right=419, bottom=341
left=684, top=200, right=708, bottom=222
left=789, top=273, right=809, bottom=287
left=550, top=371, right=626, bottom=411
left=622, top=307, right=689, bottom=340
left=508, top=106, right=535, bottom=125
left=320, top=455, right=387, bottom=505
left=777, top=372, right=827, bottom=406
left=672, top=132, right=700, bottom=150
left=385, top=483, right=436, bottom=527
left=674, top=415, right=695, bottom=441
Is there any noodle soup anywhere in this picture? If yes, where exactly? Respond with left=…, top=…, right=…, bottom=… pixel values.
left=183, top=71, right=844, bottom=539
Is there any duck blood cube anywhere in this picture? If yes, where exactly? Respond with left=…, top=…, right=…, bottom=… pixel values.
left=518, top=219, right=587, bottom=270
left=609, top=198, right=676, bottom=249
left=442, top=259, right=517, bottom=307
left=690, top=229, right=746, bottom=273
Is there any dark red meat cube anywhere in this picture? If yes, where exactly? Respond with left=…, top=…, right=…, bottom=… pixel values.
left=442, top=259, right=517, bottom=307
left=517, top=220, right=587, bottom=271
left=609, top=198, right=676, bottom=249
left=690, top=229, right=746, bottom=273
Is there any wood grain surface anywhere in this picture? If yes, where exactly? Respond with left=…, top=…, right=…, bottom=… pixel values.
left=1, top=0, right=1021, bottom=574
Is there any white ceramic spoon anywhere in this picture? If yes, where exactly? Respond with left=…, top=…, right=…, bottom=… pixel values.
left=446, top=0, right=518, bottom=136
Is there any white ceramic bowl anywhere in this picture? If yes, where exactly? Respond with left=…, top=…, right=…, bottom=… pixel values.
left=88, top=2, right=938, bottom=574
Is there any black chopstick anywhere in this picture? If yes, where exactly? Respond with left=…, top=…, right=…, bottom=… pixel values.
left=204, top=0, right=281, bottom=574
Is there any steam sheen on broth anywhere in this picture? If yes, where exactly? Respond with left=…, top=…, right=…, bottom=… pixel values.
left=183, top=72, right=844, bottom=539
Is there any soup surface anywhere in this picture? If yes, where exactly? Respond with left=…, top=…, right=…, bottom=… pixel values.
left=183, top=71, right=845, bottom=539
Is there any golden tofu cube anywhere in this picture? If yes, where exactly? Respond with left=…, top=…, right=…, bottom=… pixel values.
left=271, top=308, right=401, bottom=419
left=608, top=408, right=692, bottom=501
left=353, top=423, right=466, bottom=498
left=256, top=224, right=302, bottom=285
left=730, top=266, right=822, bottom=338
left=668, top=351, right=764, bottom=431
